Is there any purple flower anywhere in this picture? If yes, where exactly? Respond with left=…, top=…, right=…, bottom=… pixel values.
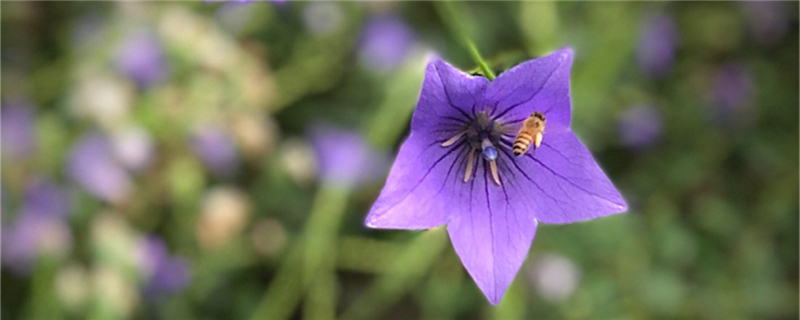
left=2, top=211, right=73, bottom=275
left=115, top=29, right=167, bottom=88
left=22, top=177, right=72, bottom=218
left=66, top=132, right=132, bottom=203
left=1, top=103, right=36, bottom=160
left=709, top=63, right=756, bottom=125
left=309, top=125, right=387, bottom=187
left=2, top=178, right=73, bottom=274
left=365, top=49, right=627, bottom=304
left=617, top=104, right=664, bottom=150
left=138, top=236, right=191, bottom=297
left=358, top=15, right=416, bottom=73
left=191, top=126, right=240, bottom=178
left=637, top=13, right=679, bottom=78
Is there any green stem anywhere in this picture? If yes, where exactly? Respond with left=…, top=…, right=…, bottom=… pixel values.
left=339, top=228, right=449, bottom=320
left=248, top=184, right=351, bottom=320
left=435, top=1, right=496, bottom=80
left=465, top=40, right=497, bottom=81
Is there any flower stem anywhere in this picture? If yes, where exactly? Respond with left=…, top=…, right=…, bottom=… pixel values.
left=339, top=228, right=449, bottom=320
left=435, top=1, right=496, bottom=80
left=248, top=184, right=351, bottom=320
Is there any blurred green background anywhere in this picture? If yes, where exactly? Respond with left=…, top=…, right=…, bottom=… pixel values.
left=1, top=1, right=798, bottom=320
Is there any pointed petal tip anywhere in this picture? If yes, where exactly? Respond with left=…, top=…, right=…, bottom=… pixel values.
left=475, top=281, right=506, bottom=305
left=613, top=193, right=630, bottom=212
left=487, top=291, right=503, bottom=305
left=364, top=211, right=383, bottom=229
left=618, top=201, right=629, bottom=212
left=424, top=51, right=442, bottom=64
left=558, top=46, right=575, bottom=56
left=552, top=47, right=574, bottom=65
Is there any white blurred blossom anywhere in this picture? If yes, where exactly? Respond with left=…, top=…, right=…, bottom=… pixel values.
left=302, top=2, right=344, bottom=36
left=73, top=73, right=134, bottom=128
left=196, top=186, right=252, bottom=250
left=93, top=265, right=139, bottom=318
left=111, top=125, right=156, bottom=173
left=56, top=264, right=90, bottom=311
left=232, top=114, right=279, bottom=160
left=279, top=138, right=319, bottom=187
left=527, top=254, right=582, bottom=302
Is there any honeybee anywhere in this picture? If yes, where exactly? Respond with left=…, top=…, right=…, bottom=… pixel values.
left=513, top=111, right=546, bottom=156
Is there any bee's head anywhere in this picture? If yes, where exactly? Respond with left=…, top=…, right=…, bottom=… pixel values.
left=533, top=111, right=546, bottom=121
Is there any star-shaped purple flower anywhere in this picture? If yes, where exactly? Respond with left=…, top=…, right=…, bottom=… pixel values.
left=365, top=48, right=627, bottom=304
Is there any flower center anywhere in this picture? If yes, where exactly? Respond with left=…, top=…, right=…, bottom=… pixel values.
left=440, top=111, right=507, bottom=186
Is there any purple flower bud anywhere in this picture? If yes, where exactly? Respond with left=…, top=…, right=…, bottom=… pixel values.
left=358, top=15, right=416, bottom=73
left=2, top=212, right=73, bottom=275
left=1, top=103, right=36, bottom=160
left=138, top=236, right=191, bottom=297
left=709, top=63, right=756, bottom=126
left=66, top=132, right=132, bottom=203
left=617, top=104, right=664, bottom=150
left=637, top=13, right=679, bottom=78
left=115, top=29, right=167, bottom=88
left=22, top=177, right=72, bottom=218
left=309, top=125, right=387, bottom=187
left=191, top=126, right=240, bottom=178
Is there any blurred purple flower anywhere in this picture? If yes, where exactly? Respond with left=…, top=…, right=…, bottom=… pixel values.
left=740, top=1, right=790, bottom=45
left=2, top=211, right=73, bottom=275
left=191, top=126, right=240, bottom=178
left=617, top=104, right=664, bottom=150
left=115, top=29, right=167, bottom=89
left=2, top=177, right=73, bottom=274
left=66, top=132, right=132, bottom=203
left=637, top=13, right=679, bottom=78
left=309, top=125, right=387, bottom=187
left=1, top=103, right=36, bottom=160
left=358, top=15, right=416, bottom=73
left=138, top=236, right=191, bottom=296
left=710, top=63, right=755, bottom=125
left=365, top=49, right=627, bottom=304
left=22, top=177, right=72, bottom=218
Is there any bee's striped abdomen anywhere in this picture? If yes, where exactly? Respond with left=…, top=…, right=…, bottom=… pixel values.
left=513, top=111, right=546, bottom=157
left=513, top=132, right=533, bottom=156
